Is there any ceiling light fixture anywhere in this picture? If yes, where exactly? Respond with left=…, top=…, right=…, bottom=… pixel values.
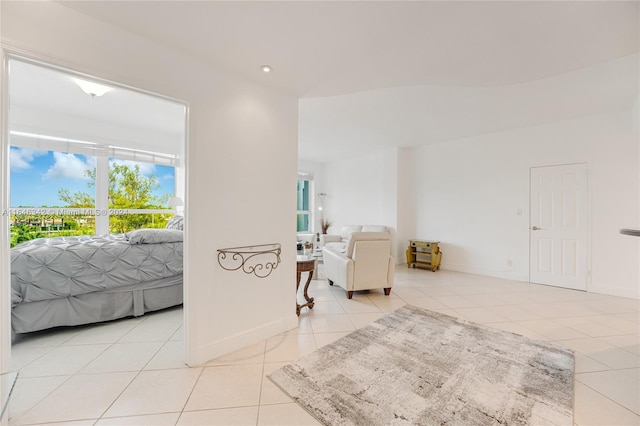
left=72, top=77, right=114, bottom=98
left=260, top=65, right=273, bottom=73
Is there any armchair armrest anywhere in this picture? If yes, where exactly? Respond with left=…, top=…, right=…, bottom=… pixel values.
left=322, top=246, right=354, bottom=289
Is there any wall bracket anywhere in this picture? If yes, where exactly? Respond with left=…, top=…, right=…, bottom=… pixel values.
left=217, top=243, right=281, bottom=278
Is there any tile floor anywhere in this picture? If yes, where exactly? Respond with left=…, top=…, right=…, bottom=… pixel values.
left=7, top=267, right=640, bottom=425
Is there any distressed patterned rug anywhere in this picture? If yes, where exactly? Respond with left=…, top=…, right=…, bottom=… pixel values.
left=269, top=305, right=574, bottom=426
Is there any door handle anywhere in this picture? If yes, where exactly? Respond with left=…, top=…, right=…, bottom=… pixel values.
left=531, top=226, right=541, bottom=231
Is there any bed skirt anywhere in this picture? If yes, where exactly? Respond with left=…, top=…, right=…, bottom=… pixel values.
left=12, top=274, right=183, bottom=337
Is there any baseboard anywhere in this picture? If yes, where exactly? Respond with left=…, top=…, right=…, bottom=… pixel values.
left=432, top=262, right=529, bottom=283
left=188, top=314, right=299, bottom=366
left=439, top=263, right=640, bottom=300
left=589, top=282, right=640, bottom=300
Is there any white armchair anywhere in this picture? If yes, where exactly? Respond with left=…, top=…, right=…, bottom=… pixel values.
left=322, top=231, right=395, bottom=299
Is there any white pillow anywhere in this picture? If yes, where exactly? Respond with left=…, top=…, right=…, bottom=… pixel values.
left=340, top=225, right=363, bottom=240
left=126, top=229, right=183, bottom=244
left=166, top=215, right=184, bottom=231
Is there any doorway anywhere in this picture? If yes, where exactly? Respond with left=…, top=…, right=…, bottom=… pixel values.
left=2, top=56, right=187, bottom=375
left=529, top=163, right=588, bottom=291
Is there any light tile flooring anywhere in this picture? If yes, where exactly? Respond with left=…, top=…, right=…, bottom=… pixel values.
left=7, top=268, right=640, bottom=425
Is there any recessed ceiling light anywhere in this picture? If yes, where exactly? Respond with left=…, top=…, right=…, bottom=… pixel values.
left=260, top=65, right=273, bottom=73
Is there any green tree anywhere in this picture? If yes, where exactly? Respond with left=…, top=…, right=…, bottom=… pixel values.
left=58, top=168, right=96, bottom=208
left=58, top=163, right=170, bottom=234
left=10, top=224, right=44, bottom=247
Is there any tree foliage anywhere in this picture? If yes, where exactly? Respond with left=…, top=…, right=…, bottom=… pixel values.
left=58, top=163, right=170, bottom=234
left=10, top=224, right=43, bottom=247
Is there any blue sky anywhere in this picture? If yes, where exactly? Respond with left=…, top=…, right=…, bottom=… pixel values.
left=10, top=147, right=175, bottom=207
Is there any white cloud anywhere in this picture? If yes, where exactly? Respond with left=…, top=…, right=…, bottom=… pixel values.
left=10, top=147, right=47, bottom=170
left=44, top=152, right=95, bottom=180
left=109, top=159, right=156, bottom=176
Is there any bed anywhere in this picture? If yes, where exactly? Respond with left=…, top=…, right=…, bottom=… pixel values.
left=10, top=225, right=184, bottom=338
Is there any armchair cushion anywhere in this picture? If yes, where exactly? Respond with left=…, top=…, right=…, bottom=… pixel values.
left=345, top=231, right=391, bottom=257
left=320, top=234, right=342, bottom=245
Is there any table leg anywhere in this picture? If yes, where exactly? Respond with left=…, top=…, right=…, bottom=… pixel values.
left=296, top=272, right=302, bottom=316
left=296, top=270, right=315, bottom=316
left=303, top=270, right=315, bottom=306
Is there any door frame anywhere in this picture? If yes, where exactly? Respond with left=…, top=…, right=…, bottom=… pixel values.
left=1, top=48, right=10, bottom=379
left=528, top=162, right=591, bottom=290
left=0, top=50, right=190, bottom=377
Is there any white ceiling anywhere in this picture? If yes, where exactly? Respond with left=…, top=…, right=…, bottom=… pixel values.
left=15, top=1, right=640, bottom=162
left=9, top=59, right=186, bottom=155
left=58, top=1, right=638, bottom=98
left=300, top=53, right=639, bottom=162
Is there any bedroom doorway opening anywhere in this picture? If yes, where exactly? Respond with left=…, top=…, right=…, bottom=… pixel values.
left=2, top=56, right=188, bottom=367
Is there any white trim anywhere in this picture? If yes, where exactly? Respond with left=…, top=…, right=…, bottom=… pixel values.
left=95, top=156, right=109, bottom=234
left=182, top=105, right=191, bottom=366
left=0, top=49, right=11, bottom=378
left=297, top=176, right=315, bottom=233
left=10, top=132, right=181, bottom=167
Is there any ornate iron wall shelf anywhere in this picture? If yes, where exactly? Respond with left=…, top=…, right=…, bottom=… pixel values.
left=217, top=243, right=281, bottom=278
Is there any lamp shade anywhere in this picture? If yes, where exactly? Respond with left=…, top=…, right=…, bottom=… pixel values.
left=167, top=197, right=184, bottom=207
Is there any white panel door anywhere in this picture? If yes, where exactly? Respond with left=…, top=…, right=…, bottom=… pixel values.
left=530, top=164, right=588, bottom=290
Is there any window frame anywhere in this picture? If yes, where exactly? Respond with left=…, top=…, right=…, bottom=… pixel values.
left=297, top=173, right=314, bottom=233
left=9, top=136, right=180, bottom=235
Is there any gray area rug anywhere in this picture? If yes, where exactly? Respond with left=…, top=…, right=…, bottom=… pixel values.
left=269, top=305, right=574, bottom=426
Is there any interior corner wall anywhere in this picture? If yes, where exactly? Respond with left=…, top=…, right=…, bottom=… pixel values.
left=396, top=148, right=417, bottom=263
left=1, top=1, right=299, bottom=366
left=323, top=147, right=402, bottom=261
left=413, top=109, right=639, bottom=299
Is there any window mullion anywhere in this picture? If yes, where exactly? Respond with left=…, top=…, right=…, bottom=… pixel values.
left=95, top=155, right=109, bottom=234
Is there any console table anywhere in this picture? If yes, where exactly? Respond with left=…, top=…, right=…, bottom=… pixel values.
left=296, top=255, right=316, bottom=315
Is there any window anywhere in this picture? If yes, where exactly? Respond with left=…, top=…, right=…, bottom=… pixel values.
left=107, top=158, right=176, bottom=234
left=9, top=148, right=97, bottom=246
left=297, top=175, right=312, bottom=233
left=9, top=144, right=177, bottom=247
left=7, top=59, right=185, bottom=247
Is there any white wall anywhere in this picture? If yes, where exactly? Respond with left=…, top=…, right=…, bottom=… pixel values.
left=396, top=148, right=417, bottom=265
left=323, top=147, right=403, bottom=260
left=412, top=109, right=639, bottom=299
left=1, top=1, right=298, bottom=366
